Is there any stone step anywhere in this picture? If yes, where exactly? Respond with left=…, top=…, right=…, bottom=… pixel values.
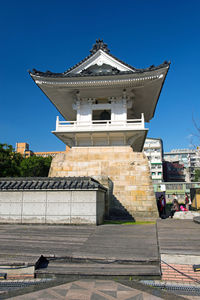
left=48, top=255, right=160, bottom=265
left=35, top=262, right=161, bottom=278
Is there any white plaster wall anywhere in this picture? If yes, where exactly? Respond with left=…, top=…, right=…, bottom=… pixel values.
left=112, top=100, right=126, bottom=122
left=0, top=190, right=105, bottom=225
left=76, top=98, right=127, bottom=124
left=78, top=102, right=92, bottom=122
left=0, top=191, right=22, bottom=223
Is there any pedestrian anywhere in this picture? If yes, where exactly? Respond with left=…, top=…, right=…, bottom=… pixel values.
left=157, top=195, right=166, bottom=218
left=161, top=194, right=166, bottom=216
left=157, top=196, right=163, bottom=218
left=170, top=198, right=180, bottom=218
left=172, top=193, right=178, bottom=201
left=189, top=196, right=192, bottom=210
left=185, top=193, right=189, bottom=210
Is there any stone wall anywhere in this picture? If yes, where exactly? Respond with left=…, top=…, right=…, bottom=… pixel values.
left=49, top=146, right=158, bottom=221
left=0, top=190, right=105, bottom=225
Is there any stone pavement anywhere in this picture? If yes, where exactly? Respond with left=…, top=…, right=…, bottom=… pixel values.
left=0, top=224, right=160, bottom=278
left=0, top=225, right=94, bottom=264
left=193, top=216, right=200, bottom=224
left=4, top=279, right=186, bottom=300
left=157, top=219, right=200, bottom=256
left=0, top=220, right=200, bottom=299
left=157, top=219, right=200, bottom=287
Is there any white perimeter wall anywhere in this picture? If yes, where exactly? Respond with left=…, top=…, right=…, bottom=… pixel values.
left=0, top=190, right=105, bottom=225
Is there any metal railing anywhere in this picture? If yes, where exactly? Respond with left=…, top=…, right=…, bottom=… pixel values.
left=153, top=181, right=200, bottom=202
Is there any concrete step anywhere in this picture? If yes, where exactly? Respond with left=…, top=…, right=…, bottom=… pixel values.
left=35, top=261, right=161, bottom=278
left=0, top=253, right=160, bottom=266
left=47, top=255, right=160, bottom=265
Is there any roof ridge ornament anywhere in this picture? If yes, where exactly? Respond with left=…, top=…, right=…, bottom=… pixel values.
left=90, top=39, right=110, bottom=54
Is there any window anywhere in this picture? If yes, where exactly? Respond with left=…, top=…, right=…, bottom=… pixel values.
left=92, top=110, right=111, bottom=121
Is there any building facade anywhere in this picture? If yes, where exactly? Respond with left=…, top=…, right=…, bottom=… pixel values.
left=163, top=160, right=185, bottom=182
left=16, top=143, right=33, bottom=158
left=164, top=149, right=200, bottom=182
left=29, top=39, right=170, bottom=221
left=143, top=138, right=163, bottom=183
left=16, top=142, right=68, bottom=158
left=30, top=39, right=169, bottom=151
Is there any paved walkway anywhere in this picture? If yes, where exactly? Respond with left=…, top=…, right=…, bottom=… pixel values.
left=0, top=220, right=200, bottom=299
left=157, top=219, right=200, bottom=256
left=0, top=224, right=159, bottom=264
left=157, top=219, right=200, bottom=286
left=0, top=224, right=160, bottom=278
left=0, top=225, right=95, bottom=264
left=5, top=279, right=186, bottom=300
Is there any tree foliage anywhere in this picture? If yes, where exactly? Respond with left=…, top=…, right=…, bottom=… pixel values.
left=0, top=144, right=23, bottom=177
left=0, top=143, right=52, bottom=177
left=20, top=155, right=52, bottom=177
left=194, top=169, right=200, bottom=182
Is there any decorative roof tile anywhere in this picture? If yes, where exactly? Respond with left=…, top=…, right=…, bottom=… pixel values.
left=90, top=39, right=110, bottom=54
left=0, top=177, right=106, bottom=191
left=29, top=40, right=170, bottom=78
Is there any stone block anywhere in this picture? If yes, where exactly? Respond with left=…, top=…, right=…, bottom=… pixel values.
left=21, top=216, right=46, bottom=224
left=23, top=202, right=46, bottom=216
left=75, top=147, right=88, bottom=153
left=70, top=216, right=96, bottom=224
left=71, top=202, right=96, bottom=216
left=45, top=216, right=71, bottom=224
left=46, top=202, right=71, bottom=216
left=134, top=190, right=146, bottom=196
left=113, top=185, right=125, bottom=192
left=0, top=191, right=22, bottom=202
left=72, top=191, right=96, bottom=202
left=136, top=195, right=148, bottom=201
left=47, top=191, right=72, bottom=202
left=141, top=200, right=155, bottom=207
left=23, top=191, right=46, bottom=203
left=49, top=146, right=158, bottom=221
left=0, top=215, right=22, bottom=223
left=0, top=202, right=21, bottom=215
left=76, top=154, right=88, bottom=162
left=0, top=188, right=105, bottom=225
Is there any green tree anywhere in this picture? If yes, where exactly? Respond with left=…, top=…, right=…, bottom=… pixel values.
left=0, top=143, right=23, bottom=177
left=20, top=155, right=52, bottom=177
left=194, top=169, right=200, bottom=182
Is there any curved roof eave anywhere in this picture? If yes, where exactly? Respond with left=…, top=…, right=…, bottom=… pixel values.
left=29, top=61, right=170, bottom=80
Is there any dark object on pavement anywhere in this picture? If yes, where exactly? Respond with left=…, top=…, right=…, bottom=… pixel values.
left=193, top=216, right=200, bottom=224
left=193, top=264, right=200, bottom=272
left=161, top=214, right=168, bottom=219
left=35, top=255, right=49, bottom=270
left=0, top=273, right=7, bottom=279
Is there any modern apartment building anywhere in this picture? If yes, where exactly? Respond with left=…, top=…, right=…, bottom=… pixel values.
left=164, top=149, right=200, bottom=181
left=143, top=138, right=163, bottom=183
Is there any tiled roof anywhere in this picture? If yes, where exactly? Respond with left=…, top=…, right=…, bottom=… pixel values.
left=29, top=39, right=170, bottom=78
left=0, top=177, right=107, bottom=191
left=30, top=61, right=169, bottom=78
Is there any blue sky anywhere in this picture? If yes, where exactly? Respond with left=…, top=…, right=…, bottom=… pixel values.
left=1, top=0, right=200, bottom=152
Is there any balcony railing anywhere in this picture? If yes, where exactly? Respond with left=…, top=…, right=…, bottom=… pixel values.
left=55, top=113, right=145, bottom=132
